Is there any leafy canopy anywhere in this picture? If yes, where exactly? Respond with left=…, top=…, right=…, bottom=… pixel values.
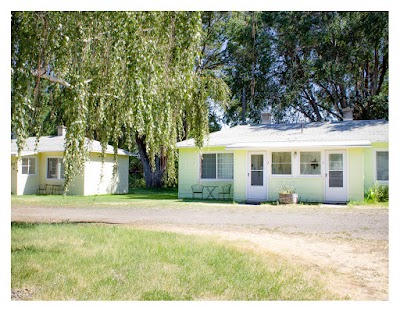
left=12, top=12, right=229, bottom=189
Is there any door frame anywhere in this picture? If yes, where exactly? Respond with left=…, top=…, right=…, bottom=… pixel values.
left=324, top=150, right=348, bottom=203
left=246, top=151, right=268, bottom=201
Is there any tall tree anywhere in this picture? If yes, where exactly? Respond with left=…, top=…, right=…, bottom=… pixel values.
left=12, top=11, right=228, bottom=189
left=194, top=11, right=231, bottom=133
left=221, top=11, right=388, bottom=125
left=263, top=11, right=388, bottom=122
left=222, top=12, right=273, bottom=125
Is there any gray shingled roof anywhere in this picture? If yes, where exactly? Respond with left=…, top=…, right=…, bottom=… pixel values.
left=177, top=120, right=388, bottom=148
left=11, top=135, right=135, bottom=156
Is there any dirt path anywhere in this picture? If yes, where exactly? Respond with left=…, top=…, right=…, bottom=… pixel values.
left=11, top=205, right=388, bottom=300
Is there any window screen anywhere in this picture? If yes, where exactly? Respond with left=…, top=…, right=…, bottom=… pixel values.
left=272, top=152, right=291, bottom=175
left=300, top=152, right=321, bottom=175
left=251, top=154, right=264, bottom=186
left=47, top=158, right=65, bottom=179
left=201, top=154, right=216, bottom=179
left=376, top=151, right=388, bottom=181
left=21, top=157, right=36, bottom=175
left=217, top=153, right=234, bottom=179
left=201, top=153, right=233, bottom=180
left=328, top=154, right=343, bottom=187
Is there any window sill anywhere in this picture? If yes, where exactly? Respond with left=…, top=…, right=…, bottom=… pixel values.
left=200, top=179, right=233, bottom=182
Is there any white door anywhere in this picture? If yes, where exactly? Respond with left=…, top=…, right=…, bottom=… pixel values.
left=247, top=153, right=267, bottom=201
left=325, top=151, right=347, bottom=202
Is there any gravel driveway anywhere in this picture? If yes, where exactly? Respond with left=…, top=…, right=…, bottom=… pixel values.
left=11, top=204, right=388, bottom=240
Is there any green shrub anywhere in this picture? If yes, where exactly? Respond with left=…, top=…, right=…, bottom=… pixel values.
left=365, top=184, right=389, bottom=202
left=129, top=176, right=146, bottom=188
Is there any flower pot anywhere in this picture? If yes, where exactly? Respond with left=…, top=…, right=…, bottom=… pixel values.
left=279, top=193, right=298, bottom=204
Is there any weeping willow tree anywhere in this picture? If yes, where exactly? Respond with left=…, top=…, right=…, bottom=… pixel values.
left=11, top=11, right=229, bottom=189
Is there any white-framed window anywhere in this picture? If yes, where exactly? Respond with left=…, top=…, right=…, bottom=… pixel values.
left=47, top=157, right=65, bottom=180
left=300, top=152, right=321, bottom=175
left=271, top=152, right=292, bottom=175
left=376, top=151, right=388, bottom=182
left=201, top=153, right=234, bottom=180
left=21, top=157, right=36, bottom=175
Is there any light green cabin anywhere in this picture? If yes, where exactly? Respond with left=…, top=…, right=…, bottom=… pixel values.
left=11, top=126, right=134, bottom=196
left=177, top=118, right=388, bottom=203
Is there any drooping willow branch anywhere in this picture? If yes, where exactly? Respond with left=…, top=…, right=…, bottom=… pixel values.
left=31, top=67, right=94, bottom=88
left=31, top=67, right=71, bottom=88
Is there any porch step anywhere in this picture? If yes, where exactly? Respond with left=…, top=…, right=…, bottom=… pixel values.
left=244, top=200, right=262, bottom=205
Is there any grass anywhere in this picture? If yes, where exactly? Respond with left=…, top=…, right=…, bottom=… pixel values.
left=12, top=187, right=388, bottom=210
left=11, top=187, right=237, bottom=209
left=11, top=222, right=339, bottom=300
left=347, top=200, right=389, bottom=208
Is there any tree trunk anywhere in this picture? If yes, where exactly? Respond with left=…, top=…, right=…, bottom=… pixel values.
left=241, top=86, right=246, bottom=124
left=135, top=135, right=166, bottom=188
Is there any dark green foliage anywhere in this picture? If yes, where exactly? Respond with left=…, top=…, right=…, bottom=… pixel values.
left=222, top=11, right=388, bottom=125
left=365, top=184, right=389, bottom=203
left=12, top=12, right=230, bottom=189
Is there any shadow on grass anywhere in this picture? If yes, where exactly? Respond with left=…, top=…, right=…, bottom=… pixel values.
left=11, top=222, right=41, bottom=229
left=125, top=188, right=179, bottom=200
left=182, top=198, right=235, bottom=204
left=126, top=188, right=234, bottom=203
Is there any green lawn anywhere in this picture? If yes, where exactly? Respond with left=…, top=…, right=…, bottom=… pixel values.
left=11, top=187, right=388, bottom=209
left=11, top=188, right=237, bottom=209
left=11, top=222, right=339, bottom=300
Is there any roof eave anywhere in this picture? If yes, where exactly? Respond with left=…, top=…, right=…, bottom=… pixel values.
left=225, top=140, right=373, bottom=150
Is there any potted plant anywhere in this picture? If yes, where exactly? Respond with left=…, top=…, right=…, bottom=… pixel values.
left=278, top=182, right=298, bottom=204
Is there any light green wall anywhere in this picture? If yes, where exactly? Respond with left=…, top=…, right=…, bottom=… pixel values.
left=11, top=155, right=39, bottom=195
left=84, top=154, right=129, bottom=195
left=348, top=148, right=364, bottom=201
left=268, top=177, right=324, bottom=202
left=178, top=142, right=389, bottom=203
left=363, top=142, right=389, bottom=192
left=11, top=156, right=17, bottom=195
left=38, top=152, right=84, bottom=195
left=11, top=151, right=130, bottom=196
left=178, top=147, right=234, bottom=199
left=178, top=148, right=200, bottom=198
left=233, top=150, right=247, bottom=201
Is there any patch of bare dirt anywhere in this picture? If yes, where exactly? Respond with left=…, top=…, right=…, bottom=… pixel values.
left=11, top=288, right=34, bottom=301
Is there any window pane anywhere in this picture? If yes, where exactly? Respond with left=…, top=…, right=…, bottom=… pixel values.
left=251, top=171, right=263, bottom=186
left=272, top=164, right=292, bottom=175
left=217, top=153, right=233, bottom=179
left=48, top=158, right=58, bottom=179
left=21, top=158, right=28, bottom=174
left=60, top=161, right=65, bottom=179
left=329, top=171, right=343, bottom=187
left=300, top=152, right=321, bottom=175
left=272, top=152, right=291, bottom=163
left=28, top=158, right=36, bottom=174
left=201, top=154, right=216, bottom=179
left=272, top=152, right=291, bottom=175
left=376, top=151, right=388, bottom=181
left=251, top=155, right=263, bottom=171
left=329, top=154, right=343, bottom=170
